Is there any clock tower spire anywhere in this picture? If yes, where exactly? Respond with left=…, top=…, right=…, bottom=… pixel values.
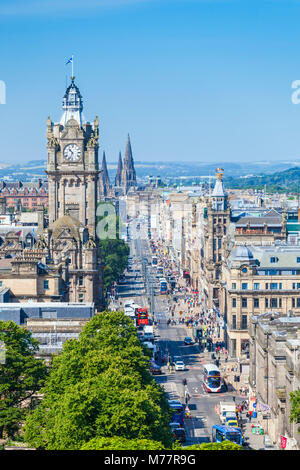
left=46, top=77, right=100, bottom=238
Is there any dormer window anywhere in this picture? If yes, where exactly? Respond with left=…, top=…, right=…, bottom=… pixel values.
left=270, top=257, right=279, bottom=263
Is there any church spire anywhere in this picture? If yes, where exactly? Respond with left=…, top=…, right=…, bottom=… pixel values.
left=99, top=151, right=110, bottom=197
left=124, top=133, right=134, bottom=166
left=115, top=151, right=123, bottom=187
left=101, top=151, right=110, bottom=187
left=121, top=133, right=136, bottom=193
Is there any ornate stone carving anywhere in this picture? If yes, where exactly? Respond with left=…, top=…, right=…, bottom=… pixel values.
left=87, top=135, right=98, bottom=148
left=47, top=135, right=59, bottom=149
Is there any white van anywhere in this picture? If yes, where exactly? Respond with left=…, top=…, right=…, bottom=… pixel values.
left=124, top=307, right=135, bottom=318
left=124, top=299, right=135, bottom=309
left=143, top=325, right=154, bottom=342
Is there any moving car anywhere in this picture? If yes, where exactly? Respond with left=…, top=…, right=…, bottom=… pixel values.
left=150, top=364, right=162, bottom=375
left=168, top=399, right=184, bottom=410
left=170, top=422, right=182, bottom=430
left=172, top=427, right=186, bottom=443
left=172, top=355, right=182, bottom=365
left=184, top=336, right=193, bottom=345
left=226, top=419, right=239, bottom=428
left=174, top=360, right=185, bottom=371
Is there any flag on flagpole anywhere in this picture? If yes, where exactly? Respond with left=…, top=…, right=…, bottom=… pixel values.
left=66, top=57, right=73, bottom=65
left=15, top=230, right=23, bottom=237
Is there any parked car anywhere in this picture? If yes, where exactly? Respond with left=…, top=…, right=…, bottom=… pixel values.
left=172, top=427, right=186, bottom=443
left=184, top=337, right=193, bottom=345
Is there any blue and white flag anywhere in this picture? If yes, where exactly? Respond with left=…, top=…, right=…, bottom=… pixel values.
left=66, top=57, right=73, bottom=65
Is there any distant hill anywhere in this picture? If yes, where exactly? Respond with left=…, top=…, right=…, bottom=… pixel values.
left=225, top=167, right=300, bottom=193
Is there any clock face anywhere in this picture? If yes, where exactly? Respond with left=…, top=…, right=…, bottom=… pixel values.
left=63, top=144, right=81, bottom=162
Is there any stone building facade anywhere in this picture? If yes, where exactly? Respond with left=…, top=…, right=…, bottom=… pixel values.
left=249, top=312, right=300, bottom=449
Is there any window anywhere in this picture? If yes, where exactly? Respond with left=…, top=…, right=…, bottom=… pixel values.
left=231, top=339, right=237, bottom=357
left=232, top=283, right=236, bottom=290
left=297, top=257, right=300, bottom=263
left=242, top=283, right=248, bottom=290
left=232, top=315, right=236, bottom=329
left=241, top=315, right=247, bottom=330
left=254, top=298, right=259, bottom=308
left=43, top=280, right=49, bottom=290
left=279, top=298, right=282, bottom=308
left=0, top=281, right=2, bottom=287
left=297, top=298, right=300, bottom=308
left=270, top=298, right=277, bottom=308
left=232, top=298, right=237, bottom=308
left=218, top=238, right=222, bottom=249
left=78, top=276, right=83, bottom=287
left=242, top=298, right=247, bottom=308
left=292, top=298, right=295, bottom=308
left=265, top=298, right=269, bottom=308
left=270, top=283, right=278, bottom=290
left=254, top=283, right=260, bottom=290
left=270, top=257, right=279, bottom=263
left=265, top=283, right=269, bottom=290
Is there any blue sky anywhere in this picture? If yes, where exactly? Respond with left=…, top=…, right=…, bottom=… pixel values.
left=1, top=0, right=300, bottom=164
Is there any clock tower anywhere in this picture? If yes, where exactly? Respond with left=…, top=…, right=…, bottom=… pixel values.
left=46, top=77, right=100, bottom=237
left=41, top=76, right=104, bottom=308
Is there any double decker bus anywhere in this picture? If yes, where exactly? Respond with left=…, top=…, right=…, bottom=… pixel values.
left=152, top=255, right=158, bottom=266
left=157, top=266, right=164, bottom=275
left=159, top=278, right=168, bottom=294
left=137, top=308, right=149, bottom=326
left=203, top=364, right=222, bottom=393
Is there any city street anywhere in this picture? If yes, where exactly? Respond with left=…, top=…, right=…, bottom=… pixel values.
left=111, top=226, right=253, bottom=447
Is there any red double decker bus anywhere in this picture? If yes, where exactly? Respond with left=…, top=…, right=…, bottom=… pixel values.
left=137, top=308, right=149, bottom=326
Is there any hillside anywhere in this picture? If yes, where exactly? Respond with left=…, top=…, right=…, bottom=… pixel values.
left=224, top=167, right=300, bottom=193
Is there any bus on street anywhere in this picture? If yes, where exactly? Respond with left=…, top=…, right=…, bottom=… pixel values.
left=203, top=364, right=222, bottom=393
left=212, top=425, right=243, bottom=446
left=159, top=278, right=168, bottom=294
left=152, top=255, right=158, bottom=266
left=137, top=308, right=149, bottom=326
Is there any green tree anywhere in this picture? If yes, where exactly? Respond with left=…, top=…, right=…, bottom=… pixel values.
left=96, top=202, right=129, bottom=292
left=25, top=311, right=173, bottom=450
left=0, top=321, right=47, bottom=439
left=98, top=239, right=129, bottom=291
left=184, top=441, right=242, bottom=450
left=289, top=390, right=300, bottom=430
left=81, top=436, right=166, bottom=450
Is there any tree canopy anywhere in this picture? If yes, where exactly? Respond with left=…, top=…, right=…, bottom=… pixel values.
left=289, top=390, right=300, bottom=430
left=24, top=311, right=173, bottom=450
left=0, top=321, right=47, bottom=439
